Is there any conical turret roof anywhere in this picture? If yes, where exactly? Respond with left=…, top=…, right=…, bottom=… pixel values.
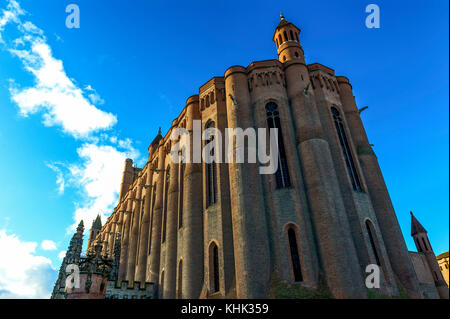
left=277, top=12, right=290, bottom=28
left=150, top=127, right=163, bottom=147
left=411, top=211, right=427, bottom=236
left=273, top=13, right=301, bottom=41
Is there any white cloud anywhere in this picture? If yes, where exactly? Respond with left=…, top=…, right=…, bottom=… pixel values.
left=46, top=162, right=65, bottom=194
left=40, top=240, right=57, bottom=251
left=1, top=1, right=143, bottom=297
left=0, top=230, right=57, bottom=299
left=1, top=0, right=142, bottom=231
left=85, top=85, right=105, bottom=105
left=9, top=41, right=117, bottom=138
left=66, top=142, right=139, bottom=232
left=18, top=20, right=42, bottom=36
left=1, top=0, right=116, bottom=138
left=58, top=251, right=66, bottom=260
left=54, top=33, right=62, bottom=42
left=0, top=0, right=23, bottom=38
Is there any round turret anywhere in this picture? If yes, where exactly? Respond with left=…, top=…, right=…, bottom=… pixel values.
left=272, top=13, right=304, bottom=63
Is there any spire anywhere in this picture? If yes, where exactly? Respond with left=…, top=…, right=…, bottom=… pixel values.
left=411, top=211, right=427, bottom=236
left=272, top=14, right=303, bottom=63
left=150, top=127, right=163, bottom=149
left=51, top=223, right=84, bottom=299
left=92, top=215, right=102, bottom=230
left=77, top=220, right=84, bottom=232
left=276, top=12, right=291, bottom=28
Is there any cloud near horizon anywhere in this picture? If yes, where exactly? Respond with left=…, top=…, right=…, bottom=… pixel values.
left=66, top=141, right=139, bottom=232
left=0, top=230, right=57, bottom=299
left=0, top=0, right=142, bottom=298
left=40, top=240, right=57, bottom=251
left=1, top=0, right=141, bottom=230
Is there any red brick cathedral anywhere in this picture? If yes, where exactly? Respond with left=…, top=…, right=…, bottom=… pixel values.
left=52, top=14, right=448, bottom=299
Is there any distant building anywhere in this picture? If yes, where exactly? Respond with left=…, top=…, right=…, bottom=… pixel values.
left=52, top=219, right=154, bottom=299
left=409, top=212, right=449, bottom=299
left=437, top=251, right=449, bottom=287
left=51, top=221, right=84, bottom=299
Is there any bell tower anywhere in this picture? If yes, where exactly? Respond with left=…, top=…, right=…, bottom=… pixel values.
left=272, top=13, right=304, bottom=63
left=411, top=212, right=449, bottom=298
left=87, top=214, right=103, bottom=251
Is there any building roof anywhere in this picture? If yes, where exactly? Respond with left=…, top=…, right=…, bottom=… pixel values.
left=410, top=211, right=427, bottom=235
left=272, top=13, right=300, bottom=40
left=437, top=251, right=449, bottom=260
left=277, top=13, right=290, bottom=28
left=150, top=127, right=163, bottom=148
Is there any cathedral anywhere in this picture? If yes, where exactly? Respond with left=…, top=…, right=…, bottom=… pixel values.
left=52, top=14, right=448, bottom=299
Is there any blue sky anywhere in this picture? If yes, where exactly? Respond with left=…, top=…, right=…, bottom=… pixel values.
left=0, top=0, right=448, bottom=298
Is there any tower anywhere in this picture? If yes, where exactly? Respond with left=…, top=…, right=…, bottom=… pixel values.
left=66, top=238, right=112, bottom=299
left=87, top=215, right=102, bottom=250
left=411, top=212, right=449, bottom=299
left=273, top=13, right=304, bottom=63
left=148, top=127, right=163, bottom=160
left=119, top=158, right=135, bottom=202
left=51, top=220, right=84, bottom=299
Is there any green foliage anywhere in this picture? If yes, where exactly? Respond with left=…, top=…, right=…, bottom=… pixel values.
left=269, top=279, right=333, bottom=299
left=366, top=286, right=411, bottom=299
left=395, top=286, right=412, bottom=299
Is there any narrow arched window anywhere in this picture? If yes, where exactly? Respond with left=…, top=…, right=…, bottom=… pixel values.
left=289, top=30, right=294, bottom=40
left=278, top=34, right=282, bottom=45
left=178, top=163, right=184, bottom=229
left=295, top=32, right=299, bottom=42
left=210, top=243, right=220, bottom=293
left=415, top=238, right=423, bottom=252
left=366, top=220, right=381, bottom=266
left=177, top=260, right=183, bottom=299
left=331, top=107, right=362, bottom=192
left=433, top=271, right=439, bottom=281
left=283, top=31, right=288, bottom=42
left=206, top=122, right=218, bottom=207
left=148, top=183, right=157, bottom=256
left=426, top=238, right=432, bottom=251
left=287, top=228, right=303, bottom=282
left=140, top=196, right=145, bottom=222
left=162, top=167, right=170, bottom=242
left=160, top=271, right=165, bottom=299
left=266, top=103, right=291, bottom=188
left=421, top=237, right=428, bottom=251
